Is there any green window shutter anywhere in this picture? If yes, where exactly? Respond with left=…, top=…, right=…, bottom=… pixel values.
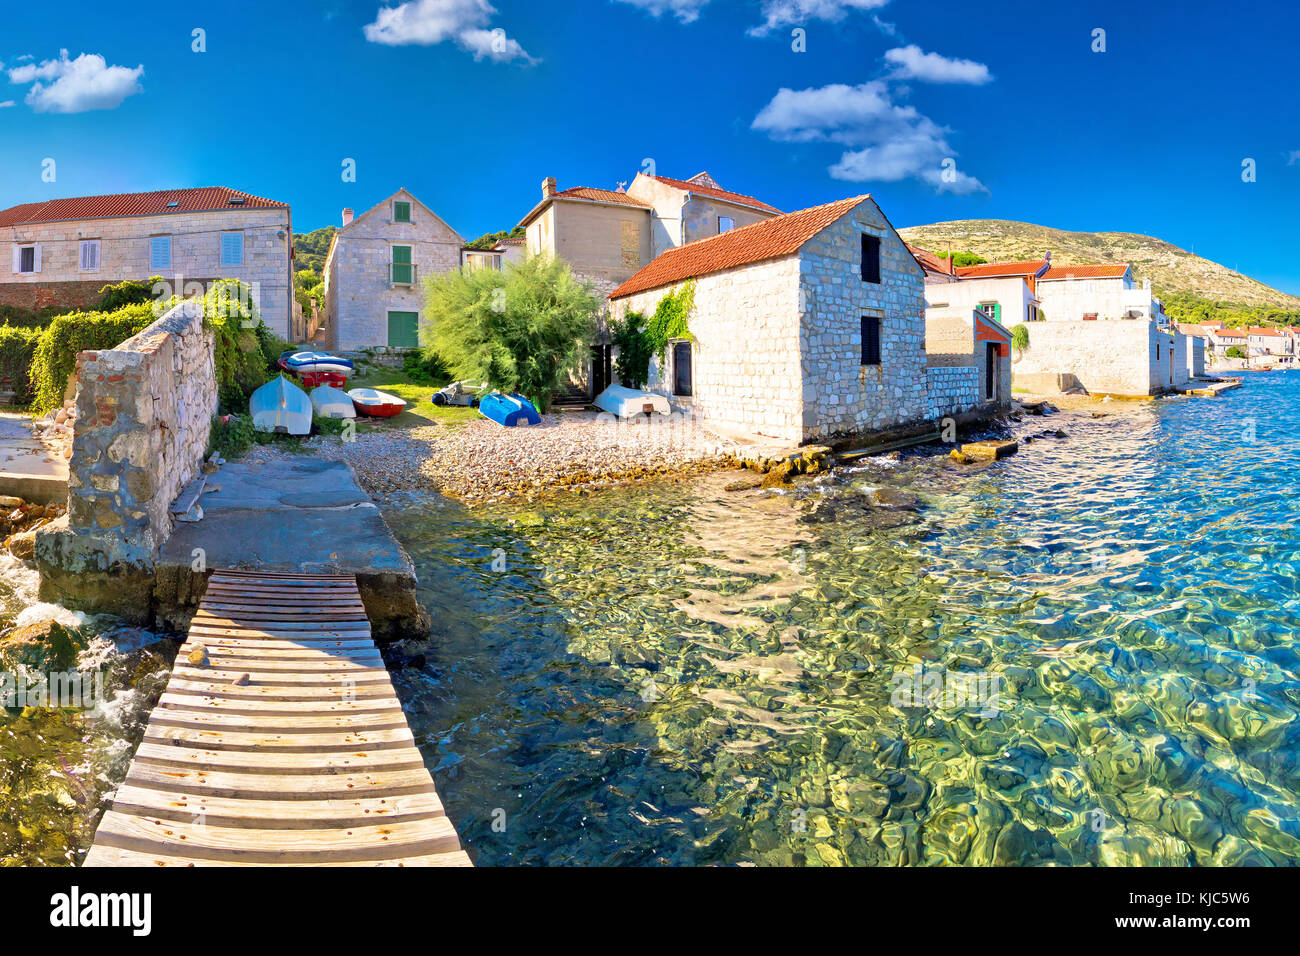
left=394, top=201, right=411, bottom=223
left=391, top=246, right=413, bottom=284
left=993, top=303, right=1002, bottom=322
left=387, top=311, right=419, bottom=349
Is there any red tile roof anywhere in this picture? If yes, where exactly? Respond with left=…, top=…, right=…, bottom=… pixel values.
left=554, top=187, right=650, bottom=207
left=906, top=243, right=953, bottom=276
left=954, top=260, right=1048, bottom=279
left=0, top=187, right=287, bottom=227
left=609, top=195, right=869, bottom=300
left=646, top=175, right=783, bottom=215
left=1211, top=328, right=1247, bottom=338
left=496, top=236, right=526, bottom=246
left=1040, top=264, right=1131, bottom=280
left=1247, top=326, right=1287, bottom=336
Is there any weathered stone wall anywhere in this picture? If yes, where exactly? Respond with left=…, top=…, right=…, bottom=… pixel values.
left=925, top=314, right=976, bottom=367
left=1188, top=336, right=1206, bottom=378
left=1012, top=320, right=1168, bottom=396
left=325, top=190, right=462, bottom=351
left=610, top=257, right=806, bottom=443
left=796, top=198, right=929, bottom=442
left=926, top=366, right=981, bottom=419
left=35, top=298, right=217, bottom=621
left=3, top=207, right=293, bottom=336
left=0, top=278, right=105, bottom=312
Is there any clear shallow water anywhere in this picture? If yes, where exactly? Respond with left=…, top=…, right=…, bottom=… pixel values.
left=386, top=371, right=1300, bottom=866
left=0, top=556, right=173, bottom=865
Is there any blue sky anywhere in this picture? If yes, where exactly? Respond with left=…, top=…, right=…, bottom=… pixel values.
left=2, top=0, right=1298, bottom=293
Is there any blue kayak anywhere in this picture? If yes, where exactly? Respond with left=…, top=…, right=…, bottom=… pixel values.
left=479, top=392, right=542, bottom=427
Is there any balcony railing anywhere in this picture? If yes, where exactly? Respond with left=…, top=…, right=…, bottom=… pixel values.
left=389, top=262, right=418, bottom=286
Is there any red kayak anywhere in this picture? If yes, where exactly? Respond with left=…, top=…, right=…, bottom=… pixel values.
left=348, top=388, right=407, bottom=418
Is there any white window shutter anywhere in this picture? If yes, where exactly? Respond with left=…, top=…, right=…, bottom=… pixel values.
left=11, top=247, right=18, bottom=274
left=33, top=244, right=41, bottom=273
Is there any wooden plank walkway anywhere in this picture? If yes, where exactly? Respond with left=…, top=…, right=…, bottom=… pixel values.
left=84, top=569, right=471, bottom=867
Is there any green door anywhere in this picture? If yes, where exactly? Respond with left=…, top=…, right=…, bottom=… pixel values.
left=387, top=311, right=419, bottom=349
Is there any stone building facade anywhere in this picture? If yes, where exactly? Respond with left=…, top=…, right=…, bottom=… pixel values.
left=1012, top=320, right=1188, bottom=396
left=608, top=195, right=935, bottom=445
left=0, top=187, right=293, bottom=336
left=36, top=299, right=217, bottom=620
left=624, top=172, right=782, bottom=258
left=324, top=189, right=463, bottom=351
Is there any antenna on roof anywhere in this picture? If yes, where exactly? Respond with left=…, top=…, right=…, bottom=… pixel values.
left=616, top=181, right=628, bottom=193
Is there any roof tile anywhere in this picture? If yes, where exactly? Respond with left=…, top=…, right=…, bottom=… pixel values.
left=609, top=195, right=869, bottom=299
left=0, top=186, right=287, bottom=227
left=648, top=175, right=783, bottom=215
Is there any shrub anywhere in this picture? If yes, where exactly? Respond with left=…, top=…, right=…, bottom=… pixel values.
left=96, top=277, right=163, bottom=311
left=612, top=310, right=654, bottom=389
left=644, top=281, right=696, bottom=363
left=0, top=327, right=42, bottom=404
left=201, top=280, right=283, bottom=412
left=421, top=253, right=597, bottom=412
left=1010, top=323, right=1030, bottom=356
left=28, top=303, right=156, bottom=413
left=1226, top=346, right=1247, bottom=359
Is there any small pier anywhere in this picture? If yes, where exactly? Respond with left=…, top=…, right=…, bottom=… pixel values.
left=1177, top=378, right=1243, bottom=397
left=84, top=569, right=470, bottom=867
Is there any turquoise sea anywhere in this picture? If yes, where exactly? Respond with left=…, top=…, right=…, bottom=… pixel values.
left=384, top=371, right=1300, bottom=865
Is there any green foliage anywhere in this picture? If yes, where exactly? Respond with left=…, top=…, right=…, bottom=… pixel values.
left=611, top=310, right=654, bottom=389
left=400, top=350, right=451, bottom=387
left=29, top=303, right=156, bottom=413
left=1010, top=323, right=1030, bottom=356
left=202, top=280, right=285, bottom=412
left=1160, top=290, right=1300, bottom=329
left=0, top=326, right=42, bottom=403
left=292, top=226, right=337, bottom=278
left=0, top=304, right=63, bottom=329
left=96, top=277, right=162, bottom=311
left=294, top=269, right=324, bottom=318
left=645, top=281, right=697, bottom=363
left=1226, top=346, right=1247, bottom=359
left=936, top=251, right=988, bottom=267
left=421, top=253, right=597, bottom=412
left=464, top=226, right=526, bottom=251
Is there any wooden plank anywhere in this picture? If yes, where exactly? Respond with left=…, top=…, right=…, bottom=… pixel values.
left=86, top=569, right=469, bottom=868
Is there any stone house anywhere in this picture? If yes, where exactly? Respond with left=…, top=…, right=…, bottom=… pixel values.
left=923, top=293, right=1015, bottom=410
left=1245, top=326, right=1292, bottom=362
left=0, top=187, right=293, bottom=336
left=461, top=235, right=526, bottom=272
left=323, top=189, right=463, bottom=351
left=1207, top=326, right=1248, bottom=362
left=624, top=171, right=783, bottom=259
left=607, top=195, right=938, bottom=445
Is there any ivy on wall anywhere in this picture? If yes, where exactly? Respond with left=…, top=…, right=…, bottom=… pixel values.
left=0, top=327, right=42, bottom=404
left=644, top=280, right=697, bottom=364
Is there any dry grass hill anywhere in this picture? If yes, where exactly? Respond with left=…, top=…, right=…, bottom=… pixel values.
left=898, top=219, right=1299, bottom=311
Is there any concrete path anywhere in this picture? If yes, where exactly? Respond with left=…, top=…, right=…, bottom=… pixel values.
left=0, top=412, right=68, bottom=505
left=155, top=458, right=429, bottom=641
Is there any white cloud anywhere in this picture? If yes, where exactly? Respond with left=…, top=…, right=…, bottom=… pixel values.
left=0, top=102, right=14, bottom=109
left=364, top=0, right=536, bottom=64
left=613, top=0, right=711, bottom=22
left=884, top=45, right=992, bottom=84
left=749, top=0, right=890, bottom=36
left=752, top=81, right=987, bottom=194
left=1287, top=150, right=1300, bottom=166
left=8, top=50, right=144, bottom=114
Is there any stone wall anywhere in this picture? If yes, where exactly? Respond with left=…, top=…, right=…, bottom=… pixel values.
left=35, top=298, right=217, bottom=621
left=0, top=278, right=105, bottom=312
left=3, top=207, right=292, bottom=337
left=1012, top=320, right=1170, bottom=396
left=926, top=366, right=981, bottom=419
left=326, top=190, right=462, bottom=351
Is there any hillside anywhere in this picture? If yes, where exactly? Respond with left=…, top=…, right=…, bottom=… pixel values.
left=898, top=219, right=1300, bottom=311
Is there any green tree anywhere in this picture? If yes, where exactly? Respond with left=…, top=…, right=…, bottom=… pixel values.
left=421, top=254, right=598, bottom=412
left=611, top=310, right=653, bottom=389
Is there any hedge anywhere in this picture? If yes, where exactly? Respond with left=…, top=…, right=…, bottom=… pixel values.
left=28, top=304, right=156, bottom=413
left=0, top=327, right=42, bottom=404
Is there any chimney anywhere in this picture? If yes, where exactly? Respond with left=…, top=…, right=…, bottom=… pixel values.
left=341, top=208, right=354, bottom=227
left=947, top=249, right=955, bottom=276
left=542, top=177, right=557, bottom=199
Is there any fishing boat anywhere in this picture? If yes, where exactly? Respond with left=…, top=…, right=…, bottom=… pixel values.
left=310, top=384, right=356, bottom=420
left=479, top=391, right=542, bottom=428
left=251, top=376, right=312, bottom=436
left=348, top=388, right=407, bottom=418
left=594, top=384, right=671, bottom=419
left=282, top=351, right=355, bottom=377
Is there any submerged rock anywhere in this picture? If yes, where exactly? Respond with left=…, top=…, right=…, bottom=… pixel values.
left=0, top=619, right=84, bottom=671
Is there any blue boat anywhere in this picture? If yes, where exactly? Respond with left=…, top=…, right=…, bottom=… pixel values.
left=479, top=391, right=542, bottom=427
left=279, top=351, right=355, bottom=378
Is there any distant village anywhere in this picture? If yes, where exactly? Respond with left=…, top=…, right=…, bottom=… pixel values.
left=0, top=169, right=1262, bottom=447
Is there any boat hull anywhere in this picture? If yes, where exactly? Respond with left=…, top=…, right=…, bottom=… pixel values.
left=348, top=388, right=407, bottom=418
left=594, top=385, right=671, bottom=419
left=251, top=377, right=313, bottom=436
left=479, top=392, right=542, bottom=427
left=310, top=384, right=357, bottom=420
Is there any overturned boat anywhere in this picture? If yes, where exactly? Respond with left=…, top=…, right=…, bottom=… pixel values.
left=310, top=384, right=356, bottom=420
left=479, top=391, right=542, bottom=428
left=594, top=384, right=671, bottom=419
left=251, top=376, right=312, bottom=436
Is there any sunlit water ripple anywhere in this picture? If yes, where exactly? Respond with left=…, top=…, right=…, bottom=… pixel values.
left=394, top=372, right=1296, bottom=864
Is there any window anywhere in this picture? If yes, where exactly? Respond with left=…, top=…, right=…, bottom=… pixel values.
left=387, top=311, right=419, bottom=348
left=150, top=236, right=172, bottom=271
left=221, top=232, right=244, bottom=267
left=718, top=216, right=735, bottom=234
left=79, top=240, right=100, bottom=272
left=861, top=234, right=881, bottom=283
left=861, top=316, right=881, bottom=366
left=15, top=245, right=38, bottom=274
left=978, top=303, right=1002, bottom=322
left=391, top=246, right=414, bottom=284
left=393, top=201, right=412, bottom=223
